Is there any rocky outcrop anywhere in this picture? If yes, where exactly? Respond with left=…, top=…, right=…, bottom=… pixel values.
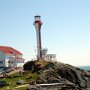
left=24, top=60, right=90, bottom=90
left=26, top=85, right=43, bottom=90
left=26, top=84, right=79, bottom=90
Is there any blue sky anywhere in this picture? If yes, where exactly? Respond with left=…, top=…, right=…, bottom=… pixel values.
left=0, top=0, right=90, bottom=66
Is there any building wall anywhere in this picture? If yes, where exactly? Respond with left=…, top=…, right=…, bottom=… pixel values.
left=16, top=55, right=22, bottom=58
left=0, top=51, right=5, bottom=67
left=15, top=60, right=24, bottom=67
left=5, top=54, right=13, bottom=67
left=9, top=59, right=24, bottom=67
left=0, top=51, right=24, bottom=68
left=5, top=54, right=24, bottom=67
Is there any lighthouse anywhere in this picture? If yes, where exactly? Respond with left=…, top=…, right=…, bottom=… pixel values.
left=34, top=15, right=42, bottom=60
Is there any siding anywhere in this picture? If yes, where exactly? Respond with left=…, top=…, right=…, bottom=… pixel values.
left=0, top=51, right=5, bottom=67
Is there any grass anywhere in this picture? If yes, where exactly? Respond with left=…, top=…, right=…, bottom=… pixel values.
left=0, top=72, right=40, bottom=90
left=35, top=59, right=49, bottom=68
left=0, top=60, right=48, bottom=90
left=0, top=86, right=27, bottom=90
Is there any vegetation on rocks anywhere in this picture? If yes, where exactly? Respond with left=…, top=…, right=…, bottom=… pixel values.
left=24, top=59, right=90, bottom=90
left=0, top=59, right=90, bottom=90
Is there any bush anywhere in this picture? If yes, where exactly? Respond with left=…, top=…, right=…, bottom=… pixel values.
left=0, top=81, right=7, bottom=87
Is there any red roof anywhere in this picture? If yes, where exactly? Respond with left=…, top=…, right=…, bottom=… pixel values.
left=0, top=46, right=22, bottom=55
left=13, top=57, right=24, bottom=60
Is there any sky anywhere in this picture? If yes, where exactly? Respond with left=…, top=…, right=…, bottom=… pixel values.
left=0, top=0, right=90, bottom=66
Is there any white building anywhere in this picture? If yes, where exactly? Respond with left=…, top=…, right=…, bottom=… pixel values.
left=0, top=46, right=25, bottom=68
left=42, top=48, right=56, bottom=61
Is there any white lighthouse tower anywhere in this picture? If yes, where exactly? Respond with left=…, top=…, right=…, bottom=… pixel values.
left=34, top=15, right=42, bottom=60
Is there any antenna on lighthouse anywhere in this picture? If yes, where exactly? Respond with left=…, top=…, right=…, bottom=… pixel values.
left=33, top=15, right=42, bottom=60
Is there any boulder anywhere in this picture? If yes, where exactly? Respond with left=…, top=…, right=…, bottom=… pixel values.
left=57, top=67, right=87, bottom=88
left=16, top=79, right=25, bottom=85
